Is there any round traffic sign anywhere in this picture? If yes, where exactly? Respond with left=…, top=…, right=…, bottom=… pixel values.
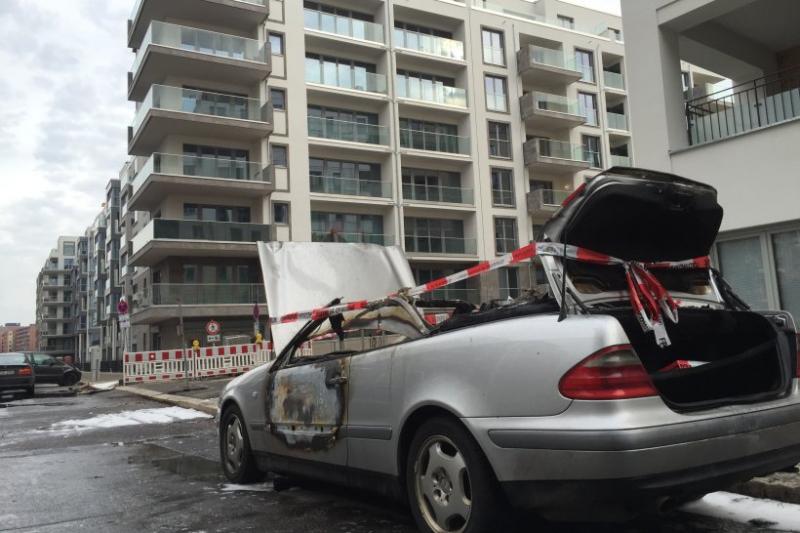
left=117, top=298, right=129, bottom=315
left=205, top=320, right=221, bottom=336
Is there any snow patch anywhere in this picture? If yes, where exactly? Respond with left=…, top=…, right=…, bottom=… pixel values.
left=88, top=381, right=119, bottom=391
left=682, top=491, right=800, bottom=531
left=221, top=482, right=273, bottom=493
left=51, top=406, right=212, bottom=430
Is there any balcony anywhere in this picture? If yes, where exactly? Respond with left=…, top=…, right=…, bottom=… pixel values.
left=610, top=154, right=632, bottom=167
left=394, top=28, right=464, bottom=62
left=128, top=0, right=269, bottom=49
left=130, top=218, right=271, bottom=266
left=405, top=235, right=477, bottom=256
left=517, top=45, right=582, bottom=87
left=523, top=138, right=592, bottom=175
left=303, top=8, right=384, bottom=45
left=311, top=231, right=392, bottom=246
left=396, top=79, right=467, bottom=109
left=309, top=176, right=392, bottom=199
left=128, top=85, right=273, bottom=156
left=307, top=116, right=389, bottom=147
left=526, top=189, right=570, bottom=216
left=399, top=129, right=470, bottom=156
left=603, top=70, right=625, bottom=91
left=520, top=92, right=585, bottom=129
left=402, top=183, right=474, bottom=205
left=305, top=66, right=387, bottom=95
left=129, top=153, right=272, bottom=211
left=133, top=283, right=266, bottom=324
left=129, top=21, right=270, bottom=100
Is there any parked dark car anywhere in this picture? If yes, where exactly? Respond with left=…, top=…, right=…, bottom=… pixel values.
left=26, top=353, right=82, bottom=386
left=0, top=352, right=35, bottom=396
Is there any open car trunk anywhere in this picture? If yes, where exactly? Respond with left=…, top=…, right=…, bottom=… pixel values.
left=541, top=168, right=797, bottom=411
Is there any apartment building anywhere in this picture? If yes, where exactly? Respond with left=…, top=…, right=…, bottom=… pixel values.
left=119, top=0, right=636, bottom=350
left=35, top=236, right=81, bottom=358
left=123, top=0, right=273, bottom=349
left=622, top=0, right=800, bottom=320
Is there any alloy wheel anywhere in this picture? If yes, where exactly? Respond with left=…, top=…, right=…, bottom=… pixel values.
left=414, top=435, right=472, bottom=533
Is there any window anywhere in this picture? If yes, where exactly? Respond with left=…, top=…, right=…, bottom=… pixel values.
left=402, top=168, right=462, bottom=203
left=481, top=28, right=505, bottom=65
left=405, top=218, right=467, bottom=254
left=609, top=27, right=622, bottom=41
left=557, top=15, right=575, bottom=29
left=271, top=145, right=288, bottom=167
left=396, top=70, right=460, bottom=105
left=491, top=168, right=515, bottom=207
left=717, top=237, right=769, bottom=310
left=183, top=265, right=197, bottom=283
left=499, top=267, right=520, bottom=299
left=582, top=135, right=602, bottom=168
left=63, top=242, right=75, bottom=256
left=182, top=144, right=251, bottom=179
left=310, top=158, right=383, bottom=197
left=398, top=118, right=459, bottom=153
left=273, top=202, right=290, bottom=225
left=311, top=212, right=384, bottom=244
left=494, top=218, right=518, bottom=254
left=575, top=49, right=595, bottom=83
left=488, top=122, right=511, bottom=158
left=772, top=230, right=800, bottom=319
left=484, top=75, right=508, bottom=112
left=183, top=204, right=251, bottom=222
left=681, top=71, right=691, bottom=92
left=578, top=92, right=598, bottom=126
left=307, top=105, right=380, bottom=144
left=269, top=32, right=284, bottom=55
left=270, top=88, right=286, bottom=110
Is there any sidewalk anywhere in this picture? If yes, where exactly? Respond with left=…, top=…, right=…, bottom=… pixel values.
left=117, top=377, right=234, bottom=416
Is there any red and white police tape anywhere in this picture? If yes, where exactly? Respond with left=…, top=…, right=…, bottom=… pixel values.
left=269, top=241, right=712, bottom=348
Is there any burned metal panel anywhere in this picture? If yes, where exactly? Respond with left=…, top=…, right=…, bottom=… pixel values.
left=266, top=358, right=348, bottom=451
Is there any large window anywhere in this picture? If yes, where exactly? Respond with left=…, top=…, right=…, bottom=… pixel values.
left=271, top=145, right=288, bottom=167
left=405, top=218, right=467, bottom=254
left=269, top=32, right=284, bottom=55
left=273, top=202, right=290, bottom=225
left=310, top=157, right=383, bottom=197
left=183, top=204, right=251, bottom=223
left=63, top=242, right=76, bottom=256
left=578, top=92, right=598, bottom=126
left=717, top=237, right=769, bottom=310
left=311, top=212, right=384, bottom=244
left=491, top=168, right=515, bottom=207
left=499, top=267, right=520, bottom=299
left=582, top=135, right=602, bottom=168
left=270, top=88, right=286, bottom=110
left=399, top=118, right=460, bottom=153
left=481, top=28, right=505, bottom=65
left=557, top=15, right=575, bottom=29
left=575, top=49, right=595, bottom=83
left=488, top=121, right=511, bottom=158
left=494, top=218, right=518, bottom=254
left=772, top=230, right=800, bottom=319
left=484, top=75, right=508, bottom=112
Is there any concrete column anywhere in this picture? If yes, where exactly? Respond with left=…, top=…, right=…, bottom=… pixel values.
left=621, top=0, right=688, bottom=171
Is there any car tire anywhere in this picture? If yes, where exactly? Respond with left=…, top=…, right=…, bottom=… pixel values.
left=60, top=373, right=80, bottom=387
left=406, top=417, right=506, bottom=533
left=220, top=405, right=262, bottom=484
left=26, top=386, right=35, bottom=398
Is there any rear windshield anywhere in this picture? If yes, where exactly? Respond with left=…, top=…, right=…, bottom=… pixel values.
left=0, top=353, right=26, bottom=365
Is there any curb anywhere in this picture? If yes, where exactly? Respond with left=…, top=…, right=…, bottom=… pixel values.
left=118, top=385, right=218, bottom=416
left=730, top=471, right=800, bottom=505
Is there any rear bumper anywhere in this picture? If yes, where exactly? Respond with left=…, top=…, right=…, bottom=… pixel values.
left=0, top=377, right=34, bottom=390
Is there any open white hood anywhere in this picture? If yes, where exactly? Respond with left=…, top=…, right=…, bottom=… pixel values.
left=257, top=242, right=416, bottom=354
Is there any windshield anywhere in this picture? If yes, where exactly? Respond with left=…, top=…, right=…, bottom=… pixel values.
left=0, top=353, right=27, bottom=365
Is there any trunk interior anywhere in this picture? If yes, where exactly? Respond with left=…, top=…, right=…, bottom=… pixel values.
left=608, top=308, right=791, bottom=411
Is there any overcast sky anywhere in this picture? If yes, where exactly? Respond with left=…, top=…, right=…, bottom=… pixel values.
left=0, top=0, right=620, bottom=325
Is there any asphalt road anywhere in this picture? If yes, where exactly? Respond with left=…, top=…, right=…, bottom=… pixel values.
left=0, top=388, right=791, bottom=532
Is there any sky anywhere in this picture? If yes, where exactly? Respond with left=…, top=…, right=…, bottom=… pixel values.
left=0, top=0, right=620, bottom=325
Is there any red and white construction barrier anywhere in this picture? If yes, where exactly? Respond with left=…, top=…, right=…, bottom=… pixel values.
left=123, top=343, right=274, bottom=385
left=269, top=241, right=712, bottom=348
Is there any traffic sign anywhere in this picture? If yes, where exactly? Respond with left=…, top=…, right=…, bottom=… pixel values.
left=207, top=334, right=221, bottom=343
left=205, top=320, right=221, bottom=336
left=117, top=298, right=129, bottom=315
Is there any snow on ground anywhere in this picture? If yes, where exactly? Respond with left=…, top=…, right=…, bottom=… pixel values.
left=88, top=381, right=119, bottom=391
left=50, top=406, right=212, bottom=430
left=220, top=482, right=274, bottom=493
left=682, top=491, right=800, bottom=531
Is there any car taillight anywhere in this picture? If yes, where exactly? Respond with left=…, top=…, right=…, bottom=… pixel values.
left=18, top=367, right=32, bottom=376
left=559, top=345, right=658, bottom=400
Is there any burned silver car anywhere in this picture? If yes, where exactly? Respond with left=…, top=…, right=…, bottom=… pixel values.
left=219, top=168, right=800, bottom=532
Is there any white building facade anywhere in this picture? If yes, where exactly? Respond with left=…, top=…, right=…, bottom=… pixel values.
left=622, top=0, right=800, bottom=319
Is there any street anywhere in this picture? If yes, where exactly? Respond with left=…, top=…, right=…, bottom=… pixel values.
left=1, top=389, right=797, bottom=533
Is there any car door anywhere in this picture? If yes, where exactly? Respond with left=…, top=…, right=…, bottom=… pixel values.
left=264, top=339, right=351, bottom=467
left=31, top=353, right=61, bottom=383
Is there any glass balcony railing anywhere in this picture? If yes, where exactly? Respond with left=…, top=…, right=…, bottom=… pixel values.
left=418, top=288, right=480, bottom=305
left=309, top=175, right=392, bottom=198
left=402, top=183, right=473, bottom=204
left=305, top=65, right=387, bottom=94
left=132, top=85, right=266, bottom=133
left=530, top=188, right=570, bottom=209
left=606, top=111, right=628, bottom=130
left=396, top=78, right=467, bottom=107
left=405, top=236, right=477, bottom=255
left=603, top=70, right=625, bottom=90
left=399, top=129, right=470, bottom=154
left=148, top=284, right=266, bottom=306
left=534, top=93, right=580, bottom=115
left=311, top=231, right=392, bottom=246
left=303, top=9, right=384, bottom=43
left=394, top=28, right=464, bottom=61
left=132, top=153, right=269, bottom=194
left=151, top=219, right=271, bottom=242
left=528, top=45, right=578, bottom=72
left=610, top=155, right=632, bottom=167
left=307, top=116, right=389, bottom=145
left=535, top=138, right=592, bottom=163
left=132, top=21, right=267, bottom=75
